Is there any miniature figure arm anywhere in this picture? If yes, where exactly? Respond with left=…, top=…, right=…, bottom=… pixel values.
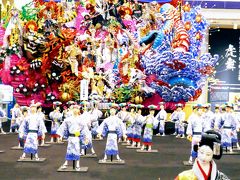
left=118, top=117, right=127, bottom=136
left=142, top=116, right=147, bottom=126
left=186, top=117, right=193, bottom=136
left=57, top=120, right=67, bottom=138
left=39, top=118, right=47, bottom=138
left=232, top=115, right=237, bottom=131
left=58, top=113, right=63, bottom=122
left=18, top=118, right=27, bottom=138
left=155, top=111, right=161, bottom=121
left=96, top=119, right=106, bottom=136
left=179, top=112, right=186, bottom=123
left=0, top=109, right=6, bottom=118
left=49, top=112, right=53, bottom=120
left=163, top=111, right=167, bottom=121
left=98, top=110, right=103, bottom=118
left=170, top=112, right=174, bottom=121
left=153, top=117, right=159, bottom=129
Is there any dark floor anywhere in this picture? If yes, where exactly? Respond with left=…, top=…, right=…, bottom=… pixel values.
left=0, top=132, right=240, bottom=180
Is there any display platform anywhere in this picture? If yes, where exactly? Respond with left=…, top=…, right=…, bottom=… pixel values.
left=98, top=159, right=125, bottom=165
left=45, top=141, right=64, bottom=145
left=17, top=158, right=46, bottom=162
left=136, top=149, right=158, bottom=153
left=57, top=166, right=88, bottom=172
left=223, top=151, right=240, bottom=155
left=11, top=146, right=23, bottom=150
left=81, top=154, right=97, bottom=158
left=39, top=144, right=51, bottom=147
left=126, top=146, right=141, bottom=149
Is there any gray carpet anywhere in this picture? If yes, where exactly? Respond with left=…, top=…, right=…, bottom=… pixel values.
left=0, top=132, right=240, bottom=180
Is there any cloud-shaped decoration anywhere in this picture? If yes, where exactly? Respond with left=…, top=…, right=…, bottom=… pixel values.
left=141, top=50, right=219, bottom=102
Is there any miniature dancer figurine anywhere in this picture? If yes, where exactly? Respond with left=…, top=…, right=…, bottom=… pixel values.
left=186, top=104, right=203, bottom=164
left=132, top=105, right=145, bottom=148
left=49, top=102, right=63, bottom=143
left=155, top=102, right=167, bottom=136
left=0, top=106, right=6, bottom=134
left=90, top=101, right=103, bottom=139
left=19, top=103, right=45, bottom=160
left=17, top=107, right=28, bottom=148
left=80, top=103, right=96, bottom=156
left=97, top=103, right=126, bottom=162
left=176, top=130, right=230, bottom=180
left=220, top=103, right=237, bottom=152
left=231, top=106, right=240, bottom=149
left=171, top=109, right=178, bottom=135
left=117, top=103, right=129, bottom=142
left=202, top=103, right=214, bottom=132
left=213, top=104, right=222, bottom=131
left=57, top=105, right=88, bottom=171
left=126, top=104, right=136, bottom=145
left=175, top=104, right=186, bottom=138
left=141, top=105, right=158, bottom=151
left=36, top=104, right=47, bottom=146
left=10, top=103, right=21, bottom=133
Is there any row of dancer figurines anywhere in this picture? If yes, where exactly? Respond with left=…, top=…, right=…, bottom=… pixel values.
left=0, top=100, right=239, bottom=171
left=2, top=101, right=170, bottom=148
left=0, top=100, right=167, bottom=171
left=1, top=101, right=240, bottom=150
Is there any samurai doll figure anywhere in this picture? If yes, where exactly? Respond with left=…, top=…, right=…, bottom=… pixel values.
left=0, top=106, right=6, bottom=134
left=126, top=104, right=136, bottom=145
left=132, top=105, right=145, bottom=148
left=19, top=103, right=45, bottom=160
left=97, top=103, right=126, bottom=162
left=49, top=102, right=63, bottom=143
left=90, top=101, right=103, bottom=139
left=36, top=104, right=47, bottom=145
left=186, top=104, right=204, bottom=164
left=155, top=102, right=167, bottom=136
left=175, top=130, right=230, bottom=180
left=57, top=105, right=88, bottom=171
left=141, top=105, right=158, bottom=151
left=10, top=103, right=22, bottom=133
left=220, top=103, right=237, bottom=152
left=117, top=103, right=129, bottom=142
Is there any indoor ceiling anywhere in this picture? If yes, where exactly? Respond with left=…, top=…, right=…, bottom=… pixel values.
left=201, top=8, right=240, bottom=29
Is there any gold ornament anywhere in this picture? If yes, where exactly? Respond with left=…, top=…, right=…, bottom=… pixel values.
left=185, top=22, right=191, bottom=31
left=61, top=92, right=71, bottom=102
left=195, top=14, right=202, bottom=23
left=135, top=96, right=143, bottom=104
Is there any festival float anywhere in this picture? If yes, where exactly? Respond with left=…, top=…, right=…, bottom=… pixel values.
left=0, top=0, right=218, bottom=110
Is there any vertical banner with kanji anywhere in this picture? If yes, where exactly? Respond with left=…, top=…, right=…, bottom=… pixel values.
left=208, top=29, right=240, bottom=106
left=80, top=79, right=89, bottom=101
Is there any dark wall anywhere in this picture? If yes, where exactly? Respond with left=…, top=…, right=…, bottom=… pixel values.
left=208, top=29, right=240, bottom=107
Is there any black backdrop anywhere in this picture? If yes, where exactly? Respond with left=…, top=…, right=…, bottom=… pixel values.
left=208, top=29, right=240, bottom=106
